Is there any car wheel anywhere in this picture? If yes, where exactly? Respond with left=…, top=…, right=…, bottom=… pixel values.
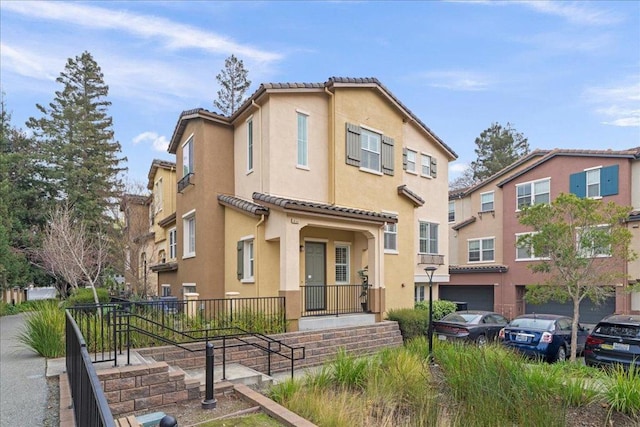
left=476, top=334, right=487, bottom=347
left=554, top=346, right=567, bottom=363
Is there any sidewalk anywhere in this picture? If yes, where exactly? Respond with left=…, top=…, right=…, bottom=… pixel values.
left=0, top=313, right=48, bottom=427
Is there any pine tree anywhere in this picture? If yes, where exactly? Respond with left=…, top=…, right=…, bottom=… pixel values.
left=470, top=122, right=529, bottom=182
left=214, top=55, right=251, bottom=116
left=27, top=51, right=126, bottom=233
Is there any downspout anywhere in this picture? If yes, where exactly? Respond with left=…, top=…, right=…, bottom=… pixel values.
left=324, top=87, right=335, bottom=205
left=255, top=214, right=265, bottom=297
left=252, top=100, right=263, bottom=193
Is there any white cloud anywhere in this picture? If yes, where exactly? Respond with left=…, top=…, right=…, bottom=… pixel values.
left=521, top=1, right=622, bottom=26
left=419, top=70, right=490, bottom=91
left=449, top=162, right=470, bottom=174
left=0, top=43, right=57, bottom=81
left=133, top=132, right=169, bottom=152
left=584, top=80, right=640, bottom=127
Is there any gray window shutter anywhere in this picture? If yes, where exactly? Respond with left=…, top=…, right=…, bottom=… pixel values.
left=381, top=135, right=394, bottom=176
left=402, top=147, right=407, bottom=170
left=430, top=157, right=437, bottom=178
left=345, top=123, right=361, bottom=166
left=237, top=241, right=244, bottom=280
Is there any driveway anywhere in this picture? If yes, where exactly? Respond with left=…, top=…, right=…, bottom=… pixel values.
left=0, top=313, right=48, bottom=427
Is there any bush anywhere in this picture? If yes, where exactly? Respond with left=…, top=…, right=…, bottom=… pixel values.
left=0, top=300, right=47, bottom=317
left=65, top=287, right=110, bottom=306
left=415, top=299, right=457, bottom=320
left=386, top=308, right=429, bottom=341
left=17, top=300, right=66, bottom=357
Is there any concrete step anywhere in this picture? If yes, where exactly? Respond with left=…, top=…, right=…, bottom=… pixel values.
left=182, top=363, right=272, bottom=388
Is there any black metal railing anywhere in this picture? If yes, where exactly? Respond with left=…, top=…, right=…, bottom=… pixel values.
left=65, top=311, right=116, bottom=427
left=300, top=284, right=371, bottom=317
left=177, top=172, right=194, bottom=192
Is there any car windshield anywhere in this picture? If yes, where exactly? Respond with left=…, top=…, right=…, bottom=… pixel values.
left=594, top=323, right=640, bottom=338
left=441, top=313, right=482, bottom=323
left=509, top=318, right=554, bottom=330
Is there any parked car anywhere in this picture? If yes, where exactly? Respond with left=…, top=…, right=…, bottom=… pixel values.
left=584, top=314, right=640, bottom=370
left=499, top=314, right=588, bottom=363
left=433, top=310, right=509, bottom=346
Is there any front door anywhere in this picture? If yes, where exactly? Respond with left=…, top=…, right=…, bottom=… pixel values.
left=305, top=242, right=326, bottom=311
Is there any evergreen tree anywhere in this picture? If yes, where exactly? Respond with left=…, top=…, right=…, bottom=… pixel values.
left=27, top=51, right=126, bottom=233
left=470, top=122, right=529, bottom=181
left=214, top=55, right=251, bottom=116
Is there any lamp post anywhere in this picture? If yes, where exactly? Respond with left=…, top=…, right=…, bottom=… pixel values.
left=424, top=266, right=437, bottom=359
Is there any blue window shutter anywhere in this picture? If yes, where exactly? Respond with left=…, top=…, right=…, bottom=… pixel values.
left=569, top=171, right=586, bottom=198
left=601, top=165, right=619, bottom=196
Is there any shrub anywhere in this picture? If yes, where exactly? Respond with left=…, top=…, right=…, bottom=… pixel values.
left=17, top=300, right=66, bottom=357
left=415, top=299, right=457, bottom=320
left=65, top=287, right=110, bottom=306
left=386, top=308, right=429, bottom=341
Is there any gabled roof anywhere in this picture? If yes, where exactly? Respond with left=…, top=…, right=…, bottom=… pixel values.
left=497, top=147, right=640, bottom=188
left=397, top=185, right=425, bottom=207
left=252, top=192, right=398, bottom=224
left=218, top=195, right=270, bottom=218
left=167, top=109, right=230, bottom=154
left=147, top=159, right=176, bottom=189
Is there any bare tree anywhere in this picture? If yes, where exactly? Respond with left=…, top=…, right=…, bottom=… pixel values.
left=37, top=203, right=109, bottom=304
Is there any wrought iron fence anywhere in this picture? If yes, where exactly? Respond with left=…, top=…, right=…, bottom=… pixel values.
left=300, top=284, right=370, bottom=317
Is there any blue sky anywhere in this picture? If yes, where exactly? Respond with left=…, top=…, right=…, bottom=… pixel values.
left=2, top=1, right=639, bottom=186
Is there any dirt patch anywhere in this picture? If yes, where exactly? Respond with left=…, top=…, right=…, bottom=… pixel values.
left=44, top=376, right=60, bottom=427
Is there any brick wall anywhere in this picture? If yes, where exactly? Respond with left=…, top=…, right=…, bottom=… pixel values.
left=98, top=362, right=200, bottom=416
left=137, top=321, right=403, bottom=376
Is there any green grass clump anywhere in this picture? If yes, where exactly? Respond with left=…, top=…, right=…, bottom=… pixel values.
left=604, top=364, right=640, bottom=418
left=17, top=300, right=66, bottom=358
left=198, top=413, right=282, bottom=426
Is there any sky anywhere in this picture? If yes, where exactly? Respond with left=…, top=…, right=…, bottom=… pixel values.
left=1, top=0, right=639, bottom=186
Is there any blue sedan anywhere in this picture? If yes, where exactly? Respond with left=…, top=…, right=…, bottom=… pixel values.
left=499, top=314, right=588, bottom=363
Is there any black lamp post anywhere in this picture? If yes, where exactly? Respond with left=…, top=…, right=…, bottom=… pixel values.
left=424, top=266, right=437, bottom=359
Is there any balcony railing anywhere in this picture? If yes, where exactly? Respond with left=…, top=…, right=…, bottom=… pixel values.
left=300, top=284, right=370, bottom=317
left=177, top=172, right=194, bottom=192
left=418, top=254, right=445, bottom=265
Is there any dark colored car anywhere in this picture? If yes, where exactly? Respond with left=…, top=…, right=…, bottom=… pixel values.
left=584, top=314, right=640, bottom=370
left=499, top=314, right=588, bottom=363
left=433, top=310, right=509, bottom=346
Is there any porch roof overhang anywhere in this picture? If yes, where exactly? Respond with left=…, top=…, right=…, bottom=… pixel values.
left=252, top=192, right=397, bottom=224
left=150, top=262, right=178, bottom=272
left=218, top=194, right=270, bottom=218
left=397, top=185, right=425, bottom=207
left=452, top=216, right=477, bottom=231
left=157, top=212, right=176, bottom=227
left=449, top=264, right=508, bottom=274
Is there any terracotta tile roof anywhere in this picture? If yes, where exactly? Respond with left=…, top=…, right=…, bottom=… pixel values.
left=449, top=264, right=508, bottom=274
left=252, top=192, right=398, bottom=224
left=147, top=159, right=176, bottom=189
left=397, top=185, right=425, bottom=207
left=218, top=195, right=269, bottom=217
left=167, top=109, right=230, bottom=153
left=451, top=216, right=477, bottom=231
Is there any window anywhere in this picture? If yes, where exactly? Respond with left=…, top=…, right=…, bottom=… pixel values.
left=237, top=237, right=255, bottom=282
left=247, top=118, right=254, bottom=172
left=360, top=128, right=381, bottom=171
left=154, top=178, right=163, bottom=213
left=182, top=211, right=195, bottom=258
left=516, top=178, right=550, bottom=209
left=415, top=285, right=426, bottom=302
left=169, top=228, right=177, bottom=260
left=384, top=223, right=398, bottom=252
left=182, top=136, right=193, bottom=177
left=480, top=191, right=494, bottom=212
left=468, top=238, right=495, bottom=262
left=419, top=222, right=438, bottom=254
left=448, top=201, right=455, bottom=223
left=570, top=165, right=619, bottom=198
left=421, top=154, right=431, bottom=177
left=406, top=149, right=416, bottom=173
left=182, top=283, right=196, bottom=295
left=335, top=245, right=350, bottom=283
left=578, top=226, right=611, bottom=258
left=297, top=112, right=308, bottom=167
left=516, top=232, right=549, bottom=260
left=161, top=284, right=171, bottom=297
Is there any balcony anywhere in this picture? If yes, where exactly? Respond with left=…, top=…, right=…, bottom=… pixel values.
left=177, top=173, right=194, bottom=193
left=418, top=253, right=445, bottom=265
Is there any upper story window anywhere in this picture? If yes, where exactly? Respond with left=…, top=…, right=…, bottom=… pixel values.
left=384, top=223, right=398, bottom=252
left=570, top=165, right=619, bottom=199
left=448, top=201, right=455, bottom=223
left=182, top=136, right=194, bottom=177
left=516, top=178, right=550, bottom=210
left=169, top=228, right=177, bottom=260
left=345, top=123, right=394, bottom=175
left=421, top=154, right=431, bottom=177
left=468, top=238, right=495, bottom=262
left=515, top=232, right=548, bottom=261
left=297, top=112, right=308, bottom=168
left=154, top=178, right=163, bottom=214
left=182, top=210, right=196, bottom=258
left=578, top=225, right=611, bottom=258
left=335, top=245, right=350, bottom=283
left=480, top=191, right=494, bottom=212
left=247, top=118, right=254, bottom=172
left=405, top=149, right=416, bottom=173
left=419, top=221, right=438, bottom=255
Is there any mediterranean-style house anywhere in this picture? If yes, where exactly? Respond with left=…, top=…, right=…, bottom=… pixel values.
left=144, top=77, right=457, bottom=331
left=448, top=147, right=640, bottom=323
left=120, top=193, right=156, bottom=296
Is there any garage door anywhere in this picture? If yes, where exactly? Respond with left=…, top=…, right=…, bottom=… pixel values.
left=525, top=297, right=615, bottom=325
left=439, top=285, right=494, bottom=312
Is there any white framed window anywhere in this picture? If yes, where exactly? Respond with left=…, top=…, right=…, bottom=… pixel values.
left=516, top=232, right=550, bottom=261
left=468, top=238, right=495, bottom=262
left=480, top=191, right=494, bottom=212
left=182, top=135, right=194, bottom=177
left=578, top=225, right=611, bottom=258
left=448, top=201, right=455, bottom=223
left=182, top=283, right=196, bottom=295
left=406, top=149, right=417, bottom=173
left=169, top=228, right=177, bottom=260
left=154, top=178, right=163, bottom=213
left=247, top=118, right=254, bottom=172
left=297, top=112, right=308, bottom=168
left=238, top=236, right=255, bottom=282
left=419, top=221, right=438, bottom=254
left=421, top=154, right=431, bottom=177
left=182, top=210, right=195, bottom=258
left=384, top=223, right=398, bottom=252
left=335, top=245, right=350, bottom=284
left=360, top=128, right=381, bottom=172
left=161, top=284, right=171, bottom=297
left=586, top=168, right=601, bottom=198
left=516, top=178, right=550, bottom=210
left=415, top=285, right=426, bottom=302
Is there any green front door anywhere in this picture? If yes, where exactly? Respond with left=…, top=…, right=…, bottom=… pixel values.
left=305, top=242, right=326, bottom=311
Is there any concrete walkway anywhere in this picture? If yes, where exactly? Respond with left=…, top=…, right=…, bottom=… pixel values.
left=0, top=313, right=48, bottom=427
